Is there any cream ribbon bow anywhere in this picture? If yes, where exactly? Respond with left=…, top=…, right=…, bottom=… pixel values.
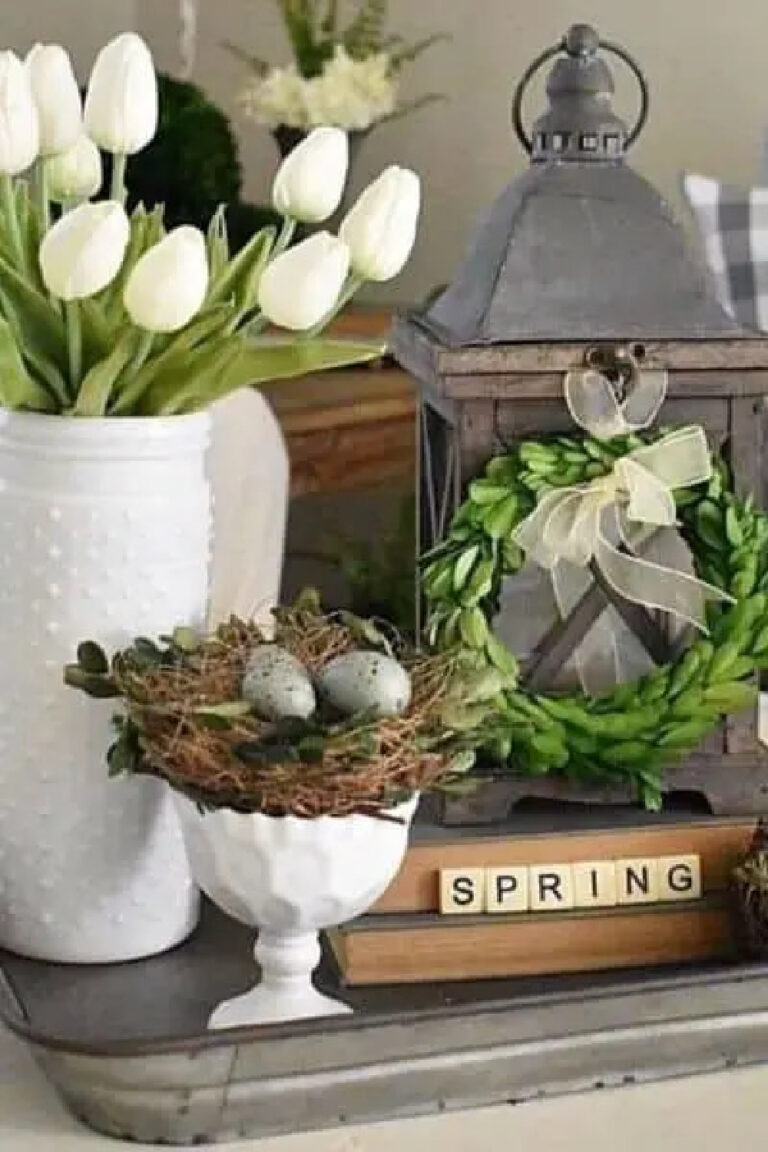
left=514, top=368, right=732, bottom=647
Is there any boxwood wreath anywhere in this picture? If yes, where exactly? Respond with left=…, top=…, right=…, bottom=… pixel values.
left=422, top=430, right=768, bottom=810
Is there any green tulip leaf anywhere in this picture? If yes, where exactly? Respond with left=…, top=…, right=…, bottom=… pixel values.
left=206, top=205, right=230, bottom=281
left=0, top=250, right=67, bottom=369
left=206, top=226, right=276, bottom=311
left=98, top=205, right=165, bottom=323
left=13, top=181, right=45, bottom=294
left=109, top=306, right=238, bottom=415
left=168, top=337, right=388, bottom=414
left=0, top=315, right=53, bottom=411
left=79, top=298, right=114, bottom=369
left=142, top=340, right=241, bottom=415
left=74, top=329, right=146, bottom=417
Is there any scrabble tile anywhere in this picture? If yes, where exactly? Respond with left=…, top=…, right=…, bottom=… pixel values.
left=529, top=864, right=574, bottom=912
left=439, top=868, right=486, bottom=915
left=572, top=860, right=618, bottom=909
left=615, top=858, right=659, bottom=906
left=657, top=855, right=702, bottom=902
left=485, top=866, right=529, bottom=913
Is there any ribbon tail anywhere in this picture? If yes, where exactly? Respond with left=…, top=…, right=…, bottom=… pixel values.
left=595, top=532, right=734, bottom=633
left=551, top=560, right=624, bottom=695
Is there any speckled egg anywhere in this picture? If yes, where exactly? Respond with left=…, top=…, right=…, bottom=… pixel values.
left=242, top=645, right=316, bottom=721
left=317, top=651, right=412, bottom=719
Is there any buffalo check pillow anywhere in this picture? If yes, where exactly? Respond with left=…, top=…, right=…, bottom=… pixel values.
left=683, top=174, right=768, bottom=331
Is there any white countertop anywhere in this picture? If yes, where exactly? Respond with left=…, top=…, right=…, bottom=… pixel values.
left=0, top=1019, right=764, bottom=1152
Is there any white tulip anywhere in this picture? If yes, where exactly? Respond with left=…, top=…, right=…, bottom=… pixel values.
left=340, top=166, right=421, bottom=282
left=45, top=135, right=102, bottom=203
left=26, top=44, right=82, bottom=156
left=0, top=51, right=39, bottom=175
left=272, top=127, right=349, bottom=223
left=39, top=199, right=130, bottom=300
left=257, top=232, right=350, bottom=331
left=84, top=33, right=158, bottom=155
left=124, top=226, right=209, bottom=333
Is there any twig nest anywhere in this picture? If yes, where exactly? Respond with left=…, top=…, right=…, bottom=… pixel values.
left=242, top=645, right=316, bottom=721
left=732, top=819, right=768, bottom=958
left=317, top=651, right=412, bottom=718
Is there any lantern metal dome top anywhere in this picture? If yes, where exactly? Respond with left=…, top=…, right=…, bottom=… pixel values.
left=404, top=24, right=741, bottom=347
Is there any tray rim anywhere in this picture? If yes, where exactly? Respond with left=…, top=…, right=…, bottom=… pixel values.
left=4, top=947, right=768, bottom=1059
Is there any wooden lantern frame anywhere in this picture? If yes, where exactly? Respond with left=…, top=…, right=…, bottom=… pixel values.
left=393, top=320, right=768, bottom=823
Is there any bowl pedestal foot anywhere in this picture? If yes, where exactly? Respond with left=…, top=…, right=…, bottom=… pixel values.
left=208, top=929, right=352, bottom=1028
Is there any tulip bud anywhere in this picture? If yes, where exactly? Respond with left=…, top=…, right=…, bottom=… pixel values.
left=257, top=232, right=350, bottom=331
left=0, top=51, right=39, bottom=176
left=26, top=44, right=82, bottom=156
left=84, top=33, right=158, bottom=155
left=340, top=166, right=421, bottom=282
left=39, top=199, right=130, bottom=300
left=124, top=226, right=209, bottom=333
left=272, top=127, right=349, bottom=224
left=45, top=135, right=102, bottom=203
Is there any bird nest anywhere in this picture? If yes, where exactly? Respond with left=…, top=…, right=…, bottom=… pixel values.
left=66, top=597, right=494, bottom=820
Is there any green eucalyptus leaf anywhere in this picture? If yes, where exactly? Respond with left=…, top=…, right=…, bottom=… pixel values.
left=172, top=626, right=202, bottom=653
left=63, top=664, right=120, bottom=698
left=107, top=737, right=138, bottom=777
left=76, top=641, right=109, bottom=675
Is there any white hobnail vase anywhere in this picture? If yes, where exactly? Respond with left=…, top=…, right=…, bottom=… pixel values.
left=173, top=793, right=419, bottom=1028
left=0, top=410, right=212, bottom=963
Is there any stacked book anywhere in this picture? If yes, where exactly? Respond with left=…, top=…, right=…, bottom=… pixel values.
left=327, top=808, right=754, bottom=985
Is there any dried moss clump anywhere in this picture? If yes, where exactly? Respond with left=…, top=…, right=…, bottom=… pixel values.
left=732, top=820, right=768, bottom=958
left=66, top=597, right=503, bottom=820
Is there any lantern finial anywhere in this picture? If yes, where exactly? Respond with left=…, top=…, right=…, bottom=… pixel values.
left=513, top=24, right=649, bottom=164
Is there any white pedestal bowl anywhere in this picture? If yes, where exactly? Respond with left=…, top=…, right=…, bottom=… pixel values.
left=173, top=794, right=418, bottom=1028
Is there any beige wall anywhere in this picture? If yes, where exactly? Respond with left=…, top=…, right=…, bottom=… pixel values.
left=9, top=1, right=766, bottom=303
left=0, top=0, right=136, bottom=75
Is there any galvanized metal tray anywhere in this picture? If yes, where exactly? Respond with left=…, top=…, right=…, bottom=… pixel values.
left=4, top=899, right=768, bottom=1145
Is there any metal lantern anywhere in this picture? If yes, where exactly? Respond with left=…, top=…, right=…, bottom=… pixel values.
left=392, top=23, right=768, bottom=822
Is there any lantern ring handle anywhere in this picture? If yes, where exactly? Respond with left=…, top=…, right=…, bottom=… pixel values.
left=511, top=35, right=649, bottom=154
left=511, top=43, right=561, bottom=155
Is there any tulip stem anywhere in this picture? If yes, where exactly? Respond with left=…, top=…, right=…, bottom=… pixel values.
left=33, top=161, right=50, bottom=234
left=0, top=174, right=26, bottom=273
left=273, top=217, right=296, bottom=257
left=65, top=300, right=82, bottom=397
left=110, top=153, right=128, bottom=205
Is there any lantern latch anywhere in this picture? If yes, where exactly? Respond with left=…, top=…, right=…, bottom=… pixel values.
left=585, top=343, right=646, bottom=402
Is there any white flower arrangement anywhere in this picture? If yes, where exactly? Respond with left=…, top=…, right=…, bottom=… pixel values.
left=0, top=32, right=422, bottom=417
left=240, top=46, right=397, bottom=133
left=228, top=0, right=445, bottom=135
